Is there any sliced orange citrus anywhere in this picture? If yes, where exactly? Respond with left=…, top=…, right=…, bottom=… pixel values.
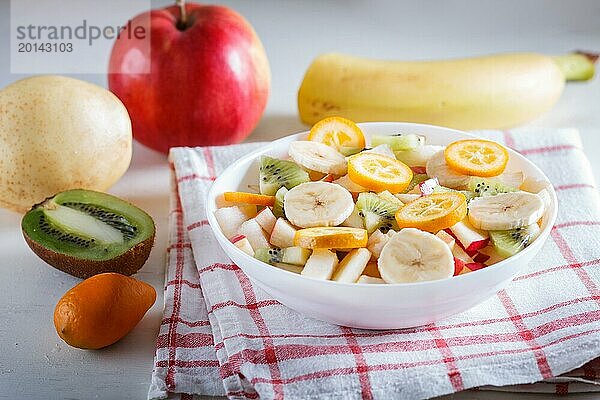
left=294, top=227, right=368, bottom=249
left=444, top=139, right=509, bottom=177
left=224, top=191, right=275, bottom=206
left=395, top=192, right=467, bottom=233
left=347, top=153, right=413, bottom=193
left=308, top=116, right=366, bottom=152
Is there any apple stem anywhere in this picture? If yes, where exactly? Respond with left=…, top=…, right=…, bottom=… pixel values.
left=176, top=0, right=187, bottom=30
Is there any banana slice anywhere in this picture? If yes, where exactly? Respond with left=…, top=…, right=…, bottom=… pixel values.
left=378, top=228, right=454, bottom=283
left=284, top=181, right=354, bottom=228
left=425, top=150, right=471, bottom=189
left=289, top=141, right=348, bottom=175
left=468, top=191, right=545, bottom=230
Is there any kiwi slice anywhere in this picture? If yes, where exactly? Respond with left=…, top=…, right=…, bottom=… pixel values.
left=273, top=186, right=288, bottom=218
left=255, top=247, right=283, bottom=264
left=22, top=189, right=155, bottom=279
left=356, top=192, right=401, bottom=234
left=254, top=247, right=311, bottom=266
left=468, top=177, right=517, bottom=197
left=259, top=156, right=309, bottom=195
left=371, top=134, right=424, bottom=151
left=489, top=224, right=540, bottom=258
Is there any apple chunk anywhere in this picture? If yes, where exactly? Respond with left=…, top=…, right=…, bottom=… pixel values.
left=238, top=218, right=270, bottom=250
left=255, top=207, right=277, bottom=234
left=214, top=205, right=257, bottom=239
left=447, top=220, right=489, bottom=256
left=332, top=248, right=371, bottom=283
left=270, top=218, right=297, bottom=248
left=301, top=249, right=338, bottom=280
left=231, top=234, right=254, bottom=256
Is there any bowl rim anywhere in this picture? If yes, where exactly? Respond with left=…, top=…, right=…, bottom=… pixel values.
left=206, top=122, right=558, bottom=288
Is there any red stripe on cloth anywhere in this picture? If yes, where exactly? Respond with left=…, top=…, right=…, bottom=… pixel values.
left=165, top=278, right=201, bottom=289
left=551, top=229, right=600, bottom=307
left=233, top=268, right=285, bottom=398
left=225, top=319, right=600, bottom=367
left=220, top=296, right=600, bottom=344
left=161, top=316, right=211, bottom=328
left=210, top=299, right=279, bottom=313
left=520, top=144, right=581, bottom=155
left=177, top=173, right=216, bottom=182
left=180, top=393, right=194, bottom=400
left=187, top=219, right=209, bottom=231
left=556, top=382, right=569, bottom=395
left=203, top=147, right=217, bottom=180
left=426, top=325, right=464, bottom=391
left=554, top=183, right=596, bottom=191
left=502, top=130, right=516, bottom=149
left=245, top=327, right=600, bottom=386
left=156, top=359, right=220, bottom=368
left=553, top=220, right=600, bottom=229
left=165, top=208, right=186, bottom=390
left=497, top=290, right=553, bottom=379
left=227, top=390, right=260, bottom=399
left=156, top=332, right=214, bottom=349
left=198, top=263, right=239, bottom=274
left=514, top=258, right=600, bottom=281
left=341, top=327, right=373, bottom=399
left=166, top=242, right=192, bottom=252
left=532, top=311, right=600, bottom=338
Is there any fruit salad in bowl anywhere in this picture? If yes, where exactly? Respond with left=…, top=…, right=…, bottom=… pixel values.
left=207, top=119, right=557, bottom=329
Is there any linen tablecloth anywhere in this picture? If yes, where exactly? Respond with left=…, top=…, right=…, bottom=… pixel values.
left=149, top=128, right=600, bottom=399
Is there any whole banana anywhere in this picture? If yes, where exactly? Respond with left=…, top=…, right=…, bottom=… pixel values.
left=298, top=52, right=594, bottom=130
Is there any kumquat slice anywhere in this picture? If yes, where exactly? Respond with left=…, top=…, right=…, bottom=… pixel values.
left=395, top=192, right=467, bottom=233
left=347, top=153, right=413, bottom=193
left=444, top=139, right=508, bottom=177
left=308, top=116, right=366, bottom=154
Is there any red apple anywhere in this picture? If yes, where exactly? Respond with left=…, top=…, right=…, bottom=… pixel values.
left=108, top=2, right=270, bottom=153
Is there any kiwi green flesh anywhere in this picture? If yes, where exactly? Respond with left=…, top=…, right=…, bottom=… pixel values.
left=370, top=134, right=423, bottom=151
left=22, top=189, right=155, bottom=262
left=489, top=226, right=537, bottom=258
left=259, top=156, right=309, bottom=195
left=356, top=192, right=400, bottom=234
left=273, top=187, right=288, bottom=218
left=468, top=177, right=517, bottom=197
left=254, top=247, right=283, bottom=264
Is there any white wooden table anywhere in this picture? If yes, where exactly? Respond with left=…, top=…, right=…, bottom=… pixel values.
left=1, top=0, right=599, bottom=398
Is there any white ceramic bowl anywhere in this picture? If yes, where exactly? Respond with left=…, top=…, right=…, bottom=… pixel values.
left=206, top=122, right=558, bottom=329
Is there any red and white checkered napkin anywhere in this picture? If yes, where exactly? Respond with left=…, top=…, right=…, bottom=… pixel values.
left=149, top=128, right=600, bottom=400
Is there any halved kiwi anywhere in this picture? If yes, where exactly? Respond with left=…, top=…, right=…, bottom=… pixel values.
left=21, top=189, right=155, bottom=279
